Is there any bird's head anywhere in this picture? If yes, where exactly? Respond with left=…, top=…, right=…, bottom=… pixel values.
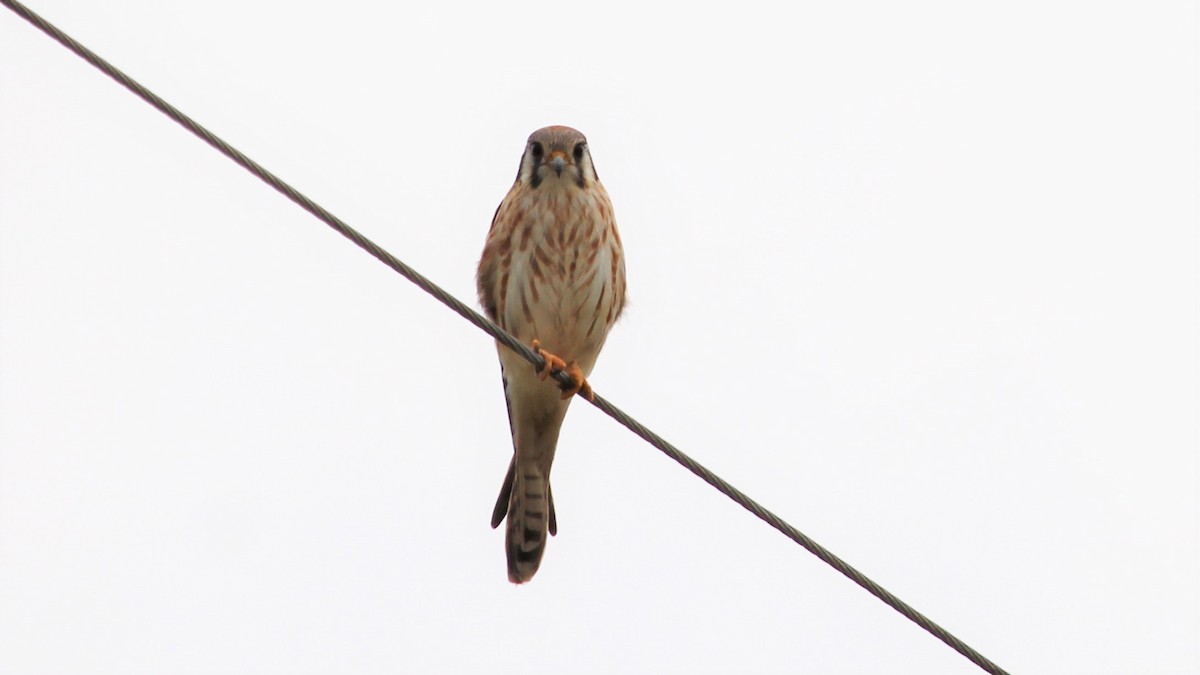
left=517, top=125, right=598, bottom=190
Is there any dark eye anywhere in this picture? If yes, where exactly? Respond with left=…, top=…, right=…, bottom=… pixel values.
left=573, top=143, right=586, bottom=162
left=530, top=142, right=544, bottom=160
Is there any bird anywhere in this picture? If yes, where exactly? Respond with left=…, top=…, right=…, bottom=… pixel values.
left=476, top=126, right=626, bottom=583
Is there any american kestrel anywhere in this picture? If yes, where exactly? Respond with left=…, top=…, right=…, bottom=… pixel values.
left=477, top=126, right=626, bottom=583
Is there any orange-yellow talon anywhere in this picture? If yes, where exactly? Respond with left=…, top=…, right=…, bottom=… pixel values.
left=531, top=339, right=566, bottom=381
left=560, top=362, right=594, bottom=402
left=530, top=340, right=593, bottom=401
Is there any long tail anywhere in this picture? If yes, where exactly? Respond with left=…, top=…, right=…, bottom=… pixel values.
left=491, top=458, right=557, bottom=583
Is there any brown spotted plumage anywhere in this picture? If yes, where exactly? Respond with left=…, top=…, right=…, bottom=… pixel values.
left=477, top=126, right=626, bottom=583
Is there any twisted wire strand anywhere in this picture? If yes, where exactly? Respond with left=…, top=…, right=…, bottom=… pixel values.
left=2, top=2, right=1009, bottom=673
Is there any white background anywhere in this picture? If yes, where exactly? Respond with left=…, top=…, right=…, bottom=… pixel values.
left=2, top=2, right=1196, bottom=673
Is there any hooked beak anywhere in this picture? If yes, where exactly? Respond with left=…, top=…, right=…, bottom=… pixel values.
left=548, top=150, right=568, bottom=176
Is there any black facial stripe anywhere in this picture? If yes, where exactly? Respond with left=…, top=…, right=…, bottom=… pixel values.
left=527, top=141, right=545, bottom=189
left=528, top=149, right=543, bottom=189
left=573, top=145, right=588, bottom=188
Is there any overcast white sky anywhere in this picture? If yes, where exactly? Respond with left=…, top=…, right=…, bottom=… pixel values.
left=1, top=2, right=1197, bottom=673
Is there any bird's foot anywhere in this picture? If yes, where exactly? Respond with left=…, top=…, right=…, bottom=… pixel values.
left=531, top=339, right=593, bottom=401
left=531, top=339, right=566, bottom=379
